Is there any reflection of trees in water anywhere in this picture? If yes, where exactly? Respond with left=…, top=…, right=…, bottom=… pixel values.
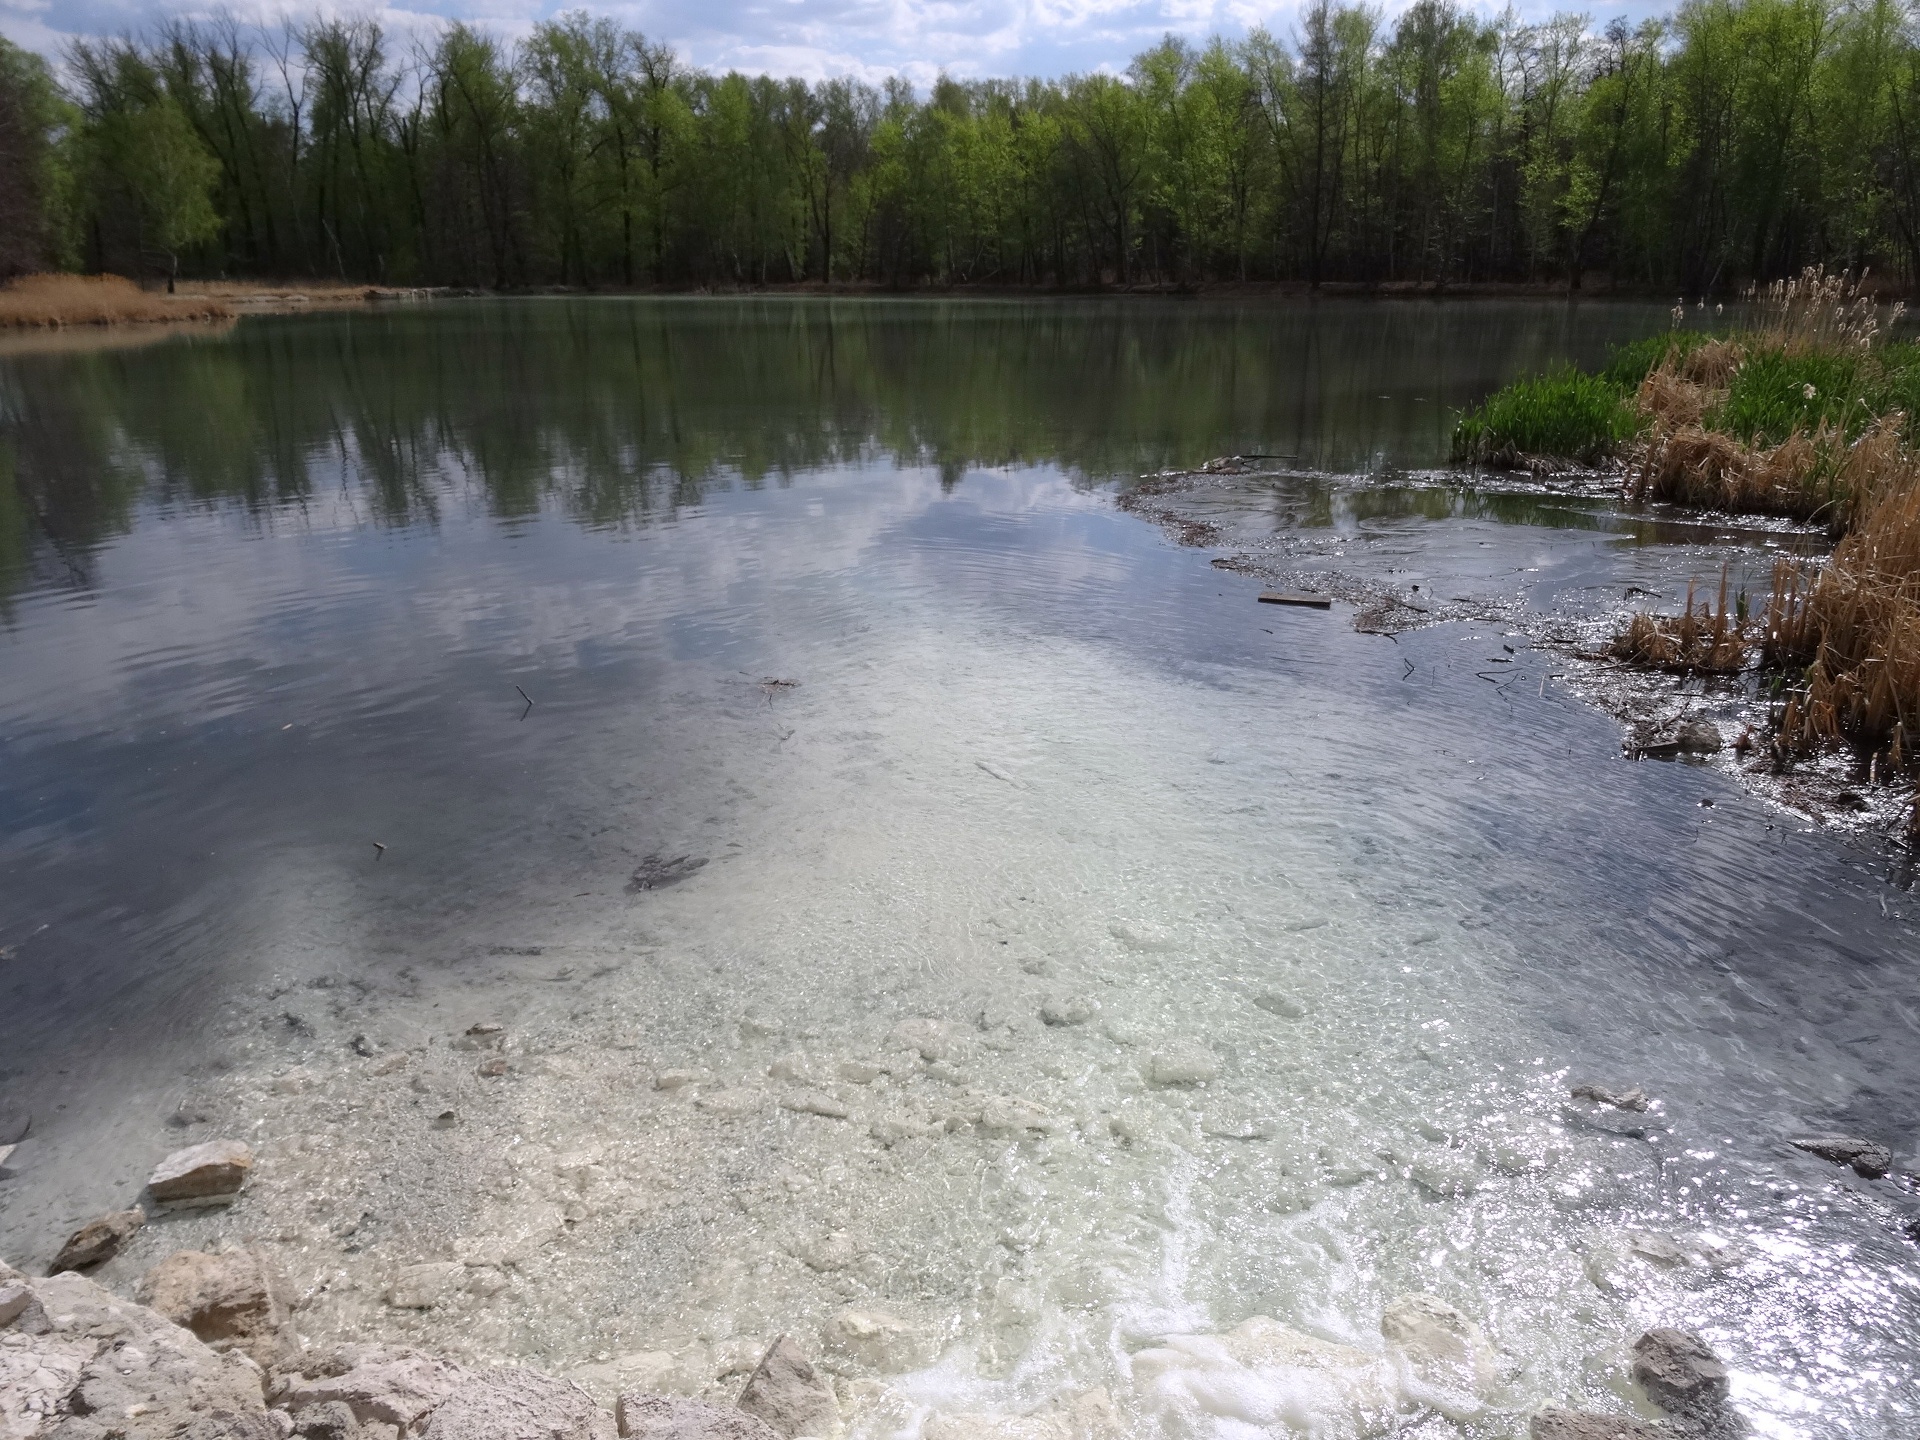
left=0, top=299, right=1665, bottom=596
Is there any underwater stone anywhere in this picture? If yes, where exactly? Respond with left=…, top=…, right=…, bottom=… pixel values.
left=1530, top=1409, right=1666, bottom=1440
left=737, top=1335, right=837, bottom=1439
left=1146, top=1048, right=1219, bottom=1086
left=50, top=1207, right=145, bottom=1272
left=617, top=1394, right=783, bottom=1440
left=1789, top=1133, right=1893, bottom=1178
left=1630, top=1328, right=1730, bottom=1418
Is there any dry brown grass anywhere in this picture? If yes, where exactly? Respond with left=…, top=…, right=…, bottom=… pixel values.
left=1765, top=463, right=1920, bottom=764
left=1625, top=417, right=1882, bottom=528
left=1607, top=569, right=1750, bottom=673
left=1749, top=266, right=1901, bottom=355
left=0, top=273, right=235, bottom=328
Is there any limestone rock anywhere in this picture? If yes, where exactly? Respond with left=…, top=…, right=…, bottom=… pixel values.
left=289, top=1399, right=360, bottom=1438
left=1146, top=1048, right=1219, bottom=1086
left=1039, top=996, right=1098, bottom=1028
left=0, top=1282, right=30, bottom=1327
left=1133, top=1319, right=1397, bottom=1436
left=1789, top=1133, right=1893, bottom=1178
left=737, top=1336, right=837, bottom=1438
left=421, top=1367, right=615, bottom=1439
left=147, top=1139, right=254, bottom=1206
left=1530, top=1409, right=1667, bottom=1440
left=887, top=1019, right=954, bottom=1061
left=1630, top=1328, right=1730, bottom=1419
left=615, top=1395, right=782, bottom=1440
left=1252, top=992, right=1307, bottom=1020
left=0, top=1268, right=280, bottom=1439
left=386, top=1262, right=465, bottom=1310
left=139, top=1246, right=289, bottom=1368
left=1570, top=1085, right=1651, bottom=1112
left=49, top=1208, right=146, bottom=1273
left=1380, top=1293, right=1496, bottom=1399
left=826, top=1309, right=939, bottom=1373
left=778, top=1092, right=850, bottom=1121
left=279, top=1346, right=476, bottom=1433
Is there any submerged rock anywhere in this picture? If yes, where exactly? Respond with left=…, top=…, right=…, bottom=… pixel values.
left=1789, top=1133, right=1893, bottom=1178
left=1530, top=1408, right=1667, bottom=1440
left=147, top=1138, right=254, bottom=1206
left=737, top=1335, right=837, bottom=1438
left=421, top=1367, right=615, bottom=1439
left=1146, top=1048, right=1219, bottom=1086
left=386, top=1261, right=465, bottom=1310
left=616, top=1395, right=782, bottom=1440
left=1677, top=721, right=1723, bottom=754
left=1570, top=1084, right=1651, bottom=1112
left=49, top=1207, right=146, bottom=1272
left=1134, top=1318, right=1398, bottom=1436
left=1380, top=1293, right=1496, bottom=1400
left=1039, top=996, right=1098, bottom=1027
left=1252, top=992, right=1307, bottom=1020
left=887, top=1018, right=955, bottom=1061
left=140, top=1246, right=290, bottom=1368
left=1630, top=1328, right=1730, bottom=1420
left=827, top=1309, right=939, bottom=1373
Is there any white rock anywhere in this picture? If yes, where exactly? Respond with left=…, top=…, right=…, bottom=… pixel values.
left=1040, top=996, right=1099, bottom=1027
left=797, top=1232, right=858, bottom=1273
left=1109, top=921, right=1179, bottom=952
left=836, top=1060, right=886, bottom=1084
left=779, top=1091, right=851, bottom=1120
left=1380, top=1293, right=1497, bottom=1403
left=826, top=1309, right=940, bottom=1373
left=737, top=1335, right=838, bottom=1439
left=1252, top=992, right=1307, bottom=1019
left=279, top=1345, right=475, bottom=1431
left=977, top=1096, right=1058, bottom=1135
left=1146, top=1048, right=1219, bottom=1086
left=617, top=1394, right=783, bottom=1440
left=421, top=1366, right=616, bottom=1439
left=386, top=1261, right=464, bottom=1309
left=887, top=1018, right=954, bottom=1060
left=695, top=1089, right=764, bottom=1117
left=654, top=1069, right=710, bottom=1092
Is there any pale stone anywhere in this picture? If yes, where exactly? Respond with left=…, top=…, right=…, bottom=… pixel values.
left=421, top=1366, right=616, bottom=1439
left=826, top=1309, right=940, bottom=1373
left=768, top=1053, right=813, bottom=1084
left=1252, top=992, right=1307, bottom=1019
left=147, top=1139, right=254, bottom=1205
left=279, top=1345, right=475, bottom=1431
left=0, top=1269, right=281, bottom=1439
left=779, top=1092, right=851, bottom=1120
left=836, top=1060, right=885, bottom=1084
left=695, top=1089, right=764, bottom=1117
left=1146, top=1048, right=1218, bottom=1086
left=139, top=1246, right=289, bottom=1368
left=797, top=1232, right=857, bottom=1273
left=887, top=1018, right=954, bottom=1060
left=977, top=1096, right=1057, bottom=1135
left=1133, top=1320, right=1399, bottom=1436
left=616, top=1394, right=782, bottom=1440
left=1380, top=1293, right=1496, bottom=1399
left=386, top=1261, right=464, bottom=1309
left=49, top=1207, right=145, bottom=1272
left=654, top=1070, right=710, bottom=1092
left=1039, top=996, right=1098, bottom=1027
left=737, top=1336, right=837, bottom=1438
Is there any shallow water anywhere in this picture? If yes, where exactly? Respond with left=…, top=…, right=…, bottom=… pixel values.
left=1, top=298, right=1917, bottom=1440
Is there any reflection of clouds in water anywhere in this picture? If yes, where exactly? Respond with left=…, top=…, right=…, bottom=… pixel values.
left=0, top=456, right=1121, bottom=748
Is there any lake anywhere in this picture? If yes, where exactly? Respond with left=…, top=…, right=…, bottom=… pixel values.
left=1, top=298, right=1915, bottom=1439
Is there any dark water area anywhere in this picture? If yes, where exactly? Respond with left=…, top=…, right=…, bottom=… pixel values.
left=2, top=297, right=1918, bottom=1439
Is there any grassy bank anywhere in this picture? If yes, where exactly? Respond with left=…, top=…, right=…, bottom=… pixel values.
left=1457, top=270, right=1920, bottom=820
left=0, top=273, right=401, bottom=329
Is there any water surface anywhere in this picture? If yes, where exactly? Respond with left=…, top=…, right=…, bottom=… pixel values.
left=1, top=298, right=1915, bottom=1440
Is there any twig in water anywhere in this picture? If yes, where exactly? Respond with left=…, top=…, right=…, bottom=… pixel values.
left=372, top=842, right=386, bottom=859
left=515, top=684, right=534, bottom=720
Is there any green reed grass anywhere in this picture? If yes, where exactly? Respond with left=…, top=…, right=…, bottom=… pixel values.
left=1451, top=366, right=1637, bottom=467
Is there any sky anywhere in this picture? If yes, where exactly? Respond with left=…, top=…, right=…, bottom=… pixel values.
left=3, top=0, right=1650, bottom=86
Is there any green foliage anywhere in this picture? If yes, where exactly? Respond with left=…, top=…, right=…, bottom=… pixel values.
left=1712, top=349, right=1864, bottom=443
left=1452, top=366, right=1637, bottom=464
left=16, top=0, right=1920, bottom=288
left=1599, top=331, right=1707, bottom=388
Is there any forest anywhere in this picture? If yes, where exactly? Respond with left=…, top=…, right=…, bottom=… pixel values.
left=4, top=0, right=1920, bottom=293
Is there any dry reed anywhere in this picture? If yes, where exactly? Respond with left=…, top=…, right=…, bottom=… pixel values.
left=1748, top=266, right=1902, bottom=356
left=0, top=274, right=233, bottom=328
left=1607, top=569, right=1749, bottom=673
left=1765, top=462, right=1920, bottom=764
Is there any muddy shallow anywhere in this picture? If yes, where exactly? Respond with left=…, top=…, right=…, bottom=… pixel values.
left=1, top=298, right=1916, bottom=1439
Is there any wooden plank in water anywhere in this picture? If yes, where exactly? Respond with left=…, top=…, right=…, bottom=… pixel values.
left=1258, top=591, right=1332, bottom=609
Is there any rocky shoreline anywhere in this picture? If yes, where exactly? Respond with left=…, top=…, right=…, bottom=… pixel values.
left=10, top=1067, right=1892, bottom=1440
left=1, top=1245, right=1754, bottom=1440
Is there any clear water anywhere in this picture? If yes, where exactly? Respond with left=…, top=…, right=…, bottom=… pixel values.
left=1, top=299, right=1915, bottom=1439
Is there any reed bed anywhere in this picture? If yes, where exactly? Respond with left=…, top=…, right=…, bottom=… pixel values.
left=0, top=274, right=233, bottom=328
left=1606, top=571, right=1749, bottom=674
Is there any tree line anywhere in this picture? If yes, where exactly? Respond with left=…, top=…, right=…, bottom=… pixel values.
left=5, top=0, right=1920, bottom=293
